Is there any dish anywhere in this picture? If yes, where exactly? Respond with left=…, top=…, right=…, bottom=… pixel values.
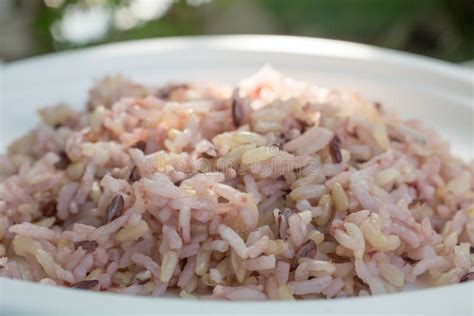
left=1, top=36, right=472, bottom=314
left=1, top=64, right=472, bottom=300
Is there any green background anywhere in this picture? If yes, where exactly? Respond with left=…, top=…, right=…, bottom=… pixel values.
left=6, top=0, right=474, bottom=62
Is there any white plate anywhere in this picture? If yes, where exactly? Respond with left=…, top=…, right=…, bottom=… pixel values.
left=1, top=35, right=473, bottom=315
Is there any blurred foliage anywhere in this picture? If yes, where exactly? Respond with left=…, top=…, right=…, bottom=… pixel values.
left=258, top=0, right=474, bottom=62
left=30, top=0, right=474, bottom=62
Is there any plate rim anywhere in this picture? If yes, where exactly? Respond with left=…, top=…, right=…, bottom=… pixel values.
left=4, top=34, right=473, bottom=83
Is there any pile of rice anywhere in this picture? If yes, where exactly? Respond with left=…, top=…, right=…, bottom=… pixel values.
left=0, top=67, right=472, bottom=300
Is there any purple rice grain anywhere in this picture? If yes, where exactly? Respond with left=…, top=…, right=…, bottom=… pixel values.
left=41, top=200, right=57, bottom=217
left=459, top=272, right=473, bottom=283
left=106, top=194, right=124, bottom=222
left=157, top=83, right=189, bottom=99
left=403, top=257, right=418, bottom=265
left=54, top=152, right=70, bottom=170
left=231, top=98, right=244, bottom=127
left=295, top=240, right=316, bottom=259
left=292, top=240, right=316, bottom=268
left=329, top=135, right=342, bottom=163
left=70, top=280, right=99, bottom=290
left=129, top=166, right=141, bottom=182
left=74, top=240, right=99, bottom=253
left=353, top=276, right=370, bottom=293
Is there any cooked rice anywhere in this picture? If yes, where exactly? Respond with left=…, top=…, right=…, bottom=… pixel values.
left=0, top=67, right=472, bottom=300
